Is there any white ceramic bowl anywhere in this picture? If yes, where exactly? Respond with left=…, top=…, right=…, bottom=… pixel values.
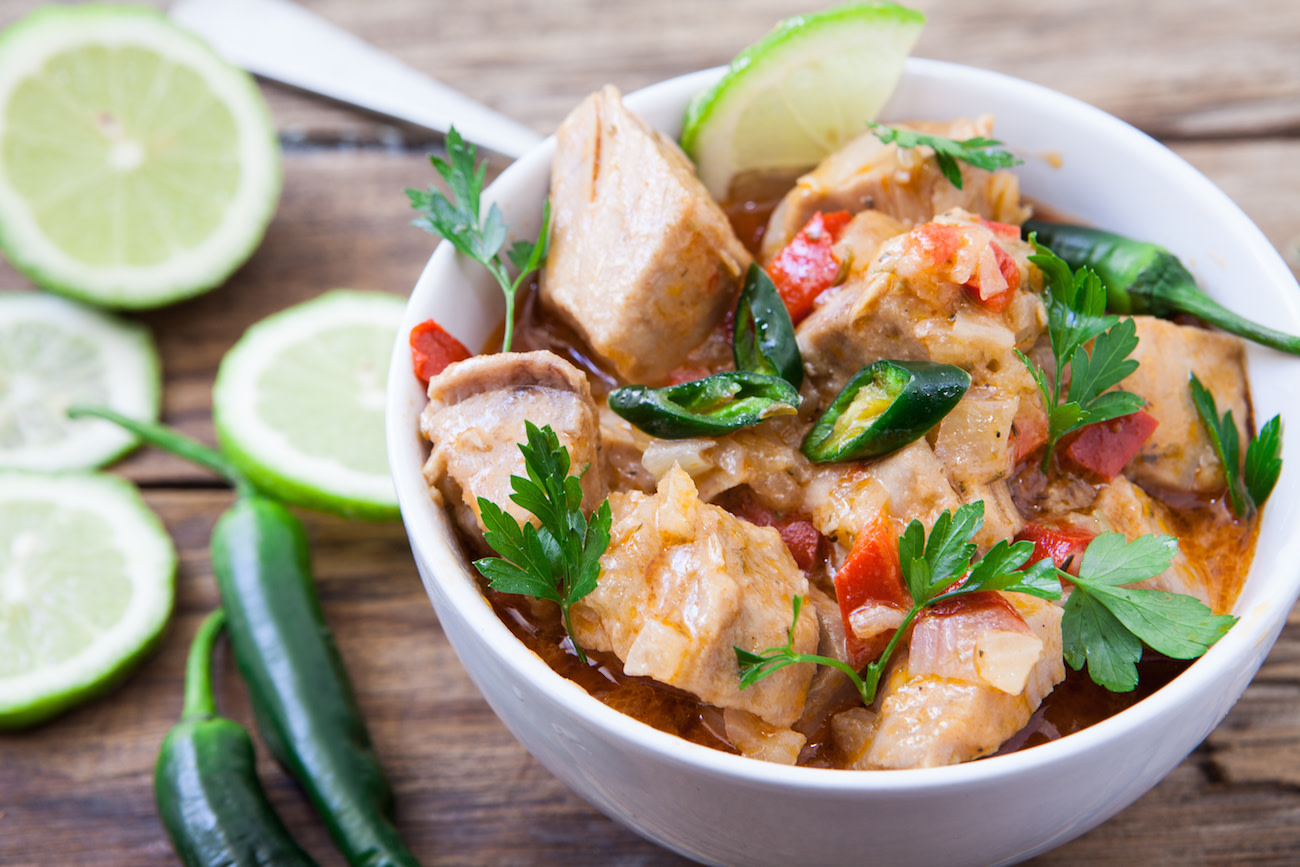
left=387, top=60, right=1300, bottom=866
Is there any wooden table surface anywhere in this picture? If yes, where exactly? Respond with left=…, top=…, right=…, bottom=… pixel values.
left=2, top=1, right=1299, bottom=864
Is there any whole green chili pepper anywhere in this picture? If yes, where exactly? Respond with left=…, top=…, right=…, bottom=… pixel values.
left=608, top=370, right=801, bottom=439
left=734, top=263, right=803, bottom=388
left=67, top=406, right=422, bottom=867
left=156, top=609, right=319, bottom=867
left=801, top=360, right=970, bottom=462
left=1024, top=220, right=1300, bottom=355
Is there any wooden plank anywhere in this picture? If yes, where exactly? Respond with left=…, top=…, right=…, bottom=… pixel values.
left=0, top=0, right=1293, bottom=145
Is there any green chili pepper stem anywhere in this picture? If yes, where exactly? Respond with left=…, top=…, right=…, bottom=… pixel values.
left=66, top=405, right=253, bottom=495
left=182, top=609, right=227, bottom=721
left=1024, top=220, right=1300, bottom=356
left=1145, top=275, right=1300, bottom=355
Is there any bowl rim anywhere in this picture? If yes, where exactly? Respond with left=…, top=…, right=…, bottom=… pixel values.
left=388, top=56, right=1300, bottom=793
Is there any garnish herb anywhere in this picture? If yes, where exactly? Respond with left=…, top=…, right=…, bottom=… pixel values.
left=736, top=502, right=1061, bottom=706
left=1016, top=241, right=1147, bottom=470
left=1061, top=533, right=1237, bottom=691
left=473, top=421, right=612, bottom=664
left=737, top=503, right=1238, bottom=702
left=866, top=122, right=1022, bottom=190
left=407, top=125, right=550, bottom=353
left=1189, top=373, right=1283, bottom=518
left=735, top=595, right=875, bottom=704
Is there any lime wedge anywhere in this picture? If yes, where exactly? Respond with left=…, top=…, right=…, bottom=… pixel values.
left=213, top=290, right=404, bottom=521
left=0, top=5, right=280, bottom=309
left=0, top=471, right=176, bottom=728
left=0, top=291, right=161, bottom=470
left=681, top=2, right=925, bottom=200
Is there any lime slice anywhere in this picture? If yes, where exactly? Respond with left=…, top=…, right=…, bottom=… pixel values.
left=681, top=2, right=925, bottom=200
left=0, top=5, right=280, bottom=309
left=213, top=290, right=404, bottom=521
left=0, top=471, right=176, bottom=728
left=0, top=291, right=161, bottom=470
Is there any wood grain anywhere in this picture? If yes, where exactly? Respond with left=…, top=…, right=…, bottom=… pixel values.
left=1, top=0, right=1299, bottom=864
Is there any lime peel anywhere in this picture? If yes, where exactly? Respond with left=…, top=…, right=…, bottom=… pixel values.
left=0, top=291, right=161, bottom=471
left=682, top=2, right=925, bottom=200
left=213, top=290, right=405, bottom=521
left=0, top=471, right=176, bottom=728
left=0, top=4, right=281, bottom=309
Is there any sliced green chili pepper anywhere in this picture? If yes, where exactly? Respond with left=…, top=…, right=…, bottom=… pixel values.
left=155, top=609, right=319, bottom=867
left=734, top=263, right=803, bottom=388
left=67, top=406, right=423, bottom=867
left=608, top=370, right=801, bottom=439
left=1024, top=220, right=1300, bottom=356
left=801, top=360, right=970, bottom=462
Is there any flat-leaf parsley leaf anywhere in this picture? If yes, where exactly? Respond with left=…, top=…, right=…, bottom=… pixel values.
left=736, top=501, right=1060, bottom=706
left=1060, top=533, right=1237, bottom=691
left=407, top=126, right=550, bottom=353
left=867, top=122, right=1022, bottom=189
left=474, top=421, right=611, bottom=663
left=1190, top=372, right=1283, bottom=518
left=1016, top=241, right=1147, bottom=470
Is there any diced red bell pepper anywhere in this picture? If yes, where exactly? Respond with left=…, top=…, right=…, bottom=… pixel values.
left=962, top=241, right=1019, bottom=313
left=410, top=319, right=472, bottom=385
left=913, top=222, right=962, bottom=267
left=833, top=514, right=909, bottom=669
left=1009, top=401, right=1050, bottom=465
left=1060, top=409, right=1160, bottom=480
left=1015, top=523, right=1097, bottom=576
left=765, top=210, right=852, bottom=325
left=977, top=216, right=1023, bottom=240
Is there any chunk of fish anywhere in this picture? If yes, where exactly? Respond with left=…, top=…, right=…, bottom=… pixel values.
left=761, top=116, right=1029, bottom=263
left=1083, top=474, right=1215, bottom=607
left=544, top=85, right=752, bottom=384
left=840, top=592, right=1063, bottom=770
left=572, top=465, right=816, bottom=728
left=1120, top=316, right=1251, bottom=496
left=796, top=209, right=1044, bottom=407
left=420, top=351, right=604, bottom=549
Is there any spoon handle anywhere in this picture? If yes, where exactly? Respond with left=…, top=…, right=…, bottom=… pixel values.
left=170, top=0, right=544, bottom=158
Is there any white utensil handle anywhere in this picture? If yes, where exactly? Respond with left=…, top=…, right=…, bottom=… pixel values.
left=169, top=0, right=544, bottom=158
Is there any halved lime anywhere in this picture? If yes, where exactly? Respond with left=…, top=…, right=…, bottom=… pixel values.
left=0, top=471, right=176, bottom=728
left=213, top=290, right=404, bottom=521
left=0, top=4, right=280, bottom=309
left=681, top=2, right=925, bottom=200
left=0, top=291, right=161, bottom=470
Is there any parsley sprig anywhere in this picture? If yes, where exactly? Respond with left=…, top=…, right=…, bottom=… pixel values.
left=866, top=122, right=1022, bottom=190
left=1016, top=241, right=1147, bottom=470
left=473, top=421, right=611, bottom=664
left=1061, top=533, right=1237, bottom=691
left=1189, top=373, right=1283, bottom=518
left=407, top=126, right=551, bottom=353
left=738, top=502, right=1239, bottom=703
left=736, top=502, right=1060, bottom=706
